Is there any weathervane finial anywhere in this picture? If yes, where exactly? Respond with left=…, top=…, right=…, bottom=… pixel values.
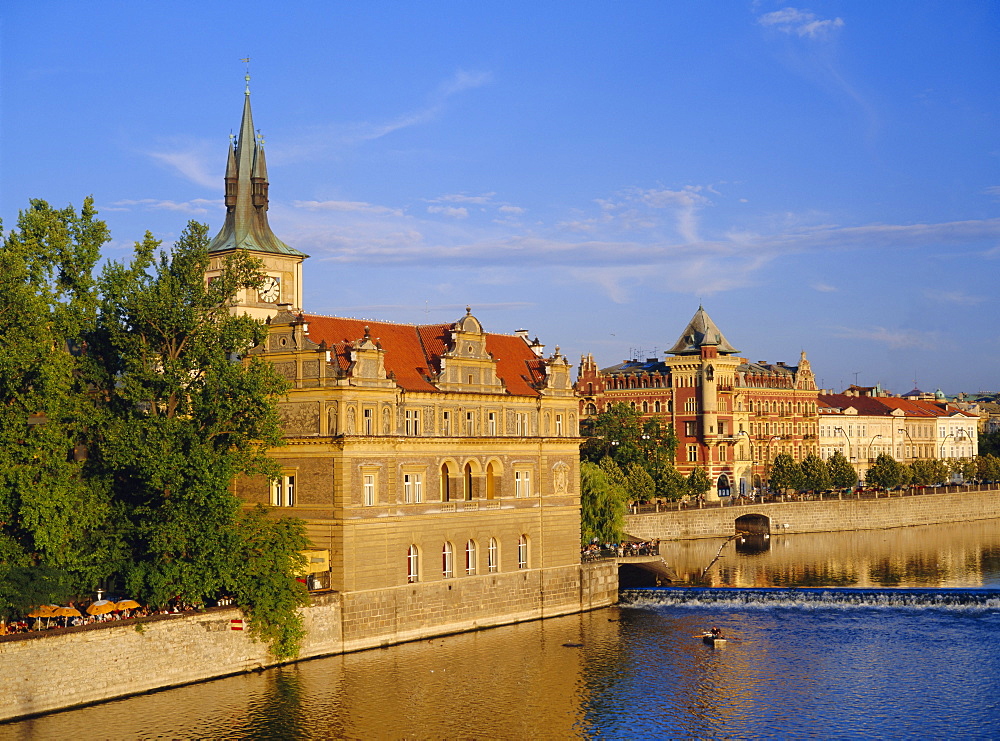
left=241, top=56, right=251, bottom=95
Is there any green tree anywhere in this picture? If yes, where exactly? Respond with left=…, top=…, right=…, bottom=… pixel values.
left=799, top=453, right=831, bottom=493
left=827, top=451, right=857, bottom=490
left=580, top=461, right=628, bottom=544
left=950, top=458, right=976, bottom=483
left=769, top=453, right=803, bottom=494
left=687, top=467, right=712, bottom=499
left=91, top=222, right=307, bottom=657
left=625, top=462, right=656, bottom=503
left=978, top=429, right=1000, bottom=457
left=581, top=403, right=677, bottom=470
left=976, top=454, right=1000, bottom=482
left=653, top=464, right=689, bottom=501
left=865, top=453, right=907, bottom=489
left=0, top=198, right=117, bottom=619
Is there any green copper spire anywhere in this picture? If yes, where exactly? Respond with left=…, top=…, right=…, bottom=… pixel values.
left=208, top=71, right=306, bottom=257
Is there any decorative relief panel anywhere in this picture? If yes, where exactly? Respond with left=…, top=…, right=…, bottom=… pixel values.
left=326, top=402, right=338, bottom=435
left=273, top=362, right=297, bottom=380
left=278, top=402, right=320, bottom=436
left=552, top=461, right=570, bottom=495
left=301, top=360, right=320, bottom=378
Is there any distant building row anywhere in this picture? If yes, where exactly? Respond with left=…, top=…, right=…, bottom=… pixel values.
left=575, top=307, right=980, bottom=498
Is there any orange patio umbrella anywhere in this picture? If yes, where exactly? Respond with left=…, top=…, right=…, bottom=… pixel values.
left=86, top=600, right=117, bottom=616
left=115, top=599, right=141, bottom=611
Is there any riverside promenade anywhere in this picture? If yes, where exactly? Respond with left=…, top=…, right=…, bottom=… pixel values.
left=624, top=483, right=1000, bottom=541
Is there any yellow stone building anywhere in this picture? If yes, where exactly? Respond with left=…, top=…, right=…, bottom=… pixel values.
left=206, top=82, right=584, bottom=596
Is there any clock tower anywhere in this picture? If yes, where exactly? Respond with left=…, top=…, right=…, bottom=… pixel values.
left=205, top=74, right=307, bottom=321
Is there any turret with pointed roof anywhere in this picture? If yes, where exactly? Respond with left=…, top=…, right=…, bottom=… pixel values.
left=208, top=75, right=306, bottom=258
left=667, top=306, right=739, bottom=356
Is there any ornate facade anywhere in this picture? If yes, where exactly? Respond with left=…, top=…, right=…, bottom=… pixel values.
left=577, top=307, right=820, bottom=499
left=208, top=84, right=582, bottom=593
left=818, top=388, right=978, bottom=482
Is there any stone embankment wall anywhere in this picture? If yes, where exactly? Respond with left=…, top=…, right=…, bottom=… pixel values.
left=0, top=561, right=616, bottom=723
left=625, top=487, right=1000, bottom=541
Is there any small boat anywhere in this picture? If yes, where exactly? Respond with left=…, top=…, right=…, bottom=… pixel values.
left=701, top=633, right=727, bottom=647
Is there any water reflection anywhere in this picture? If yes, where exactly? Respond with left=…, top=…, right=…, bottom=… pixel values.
left=664, top=519, right=1000, bottom=588
left=3, top=520, right=1000, bottom=739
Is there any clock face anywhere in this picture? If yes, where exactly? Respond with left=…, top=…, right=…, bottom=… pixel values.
left=258, top=276, right=280, bottom=303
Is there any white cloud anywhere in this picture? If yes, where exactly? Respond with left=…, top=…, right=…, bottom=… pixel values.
left=427, top=205, right=469, bottom=219
left=107, top=198, right=222, bottom=215
left=811, top=282, right=837, bottom=292
left=832, top=326, right=940, bottom=351
left=924, top=289, right=987, bottom=306
left=429, top=192, right=496, bottom=205
left=983, top=185, right=1000, bottom=199
left=294, top=200, right=403, bottom=217
left=342, top=69, right=492, bottom=145
left=147, top=150, right=219, bottom=189
left=498, top=205, right=525, bottom=215
left=758, top=7, right=844, bottom=37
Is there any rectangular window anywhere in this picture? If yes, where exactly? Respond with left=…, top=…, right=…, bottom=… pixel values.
left=466, top=411, right=475, bottom=436
left=363, top=474, right=376, bottom=506
left=363, top=408, right=373, bottom=435
left=719, top=445, right=727, bottom=462
left=270, top=475, right=295, bottom=507
left=488, top=411, right=497, bottom=436
left=555, top=414, right=563, bottom=436
left=515, top=470, right=532, bottom=498
left=685, top=421, right=696, bottom=437
left=687, top=445, right=698, bottom=463
left=515, top=412, right=530, bottom=436
left=685, top=398, right=697, bottom=413
left=442, top=411, right=451, bottom=436
left=405, top=409, right=421, bottom=436
left=403, top=472, right=423, bottom=504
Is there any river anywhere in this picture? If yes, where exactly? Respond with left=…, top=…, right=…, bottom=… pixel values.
left=4, top=520, right=1000, bottom=739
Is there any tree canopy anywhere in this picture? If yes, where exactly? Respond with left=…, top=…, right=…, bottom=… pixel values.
left=865, top=453, right=909, bottom=490
left=768, top=453, right=803, bottom=493
left=827, top=451, right=858, bottom=490
left=0, top=201, right=309, bottom=657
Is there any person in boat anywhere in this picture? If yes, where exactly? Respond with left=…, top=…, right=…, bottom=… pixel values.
left=709, top=627, right=723, bottom=639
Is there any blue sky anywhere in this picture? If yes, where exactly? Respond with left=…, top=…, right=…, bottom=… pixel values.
left=2, top=2, right=998, bottom=394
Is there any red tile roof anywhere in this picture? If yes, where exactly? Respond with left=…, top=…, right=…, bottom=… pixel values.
left=301, top=314, right=542, bottom=396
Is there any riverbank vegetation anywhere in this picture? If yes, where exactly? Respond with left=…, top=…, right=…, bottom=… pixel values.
left=0, top=199, right=308, bottom=658
left=580, top=404, right=689, bottom=543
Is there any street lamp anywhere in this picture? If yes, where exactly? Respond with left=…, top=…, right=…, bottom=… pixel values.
left=834, top=426, right=852, bottom=461
left=940, top=432, right=954, bottom=460
left=764, top=435, right=781, bottom=494
left=862, top=433, right=883, bottom=488
left=737, top=429, right=755, bottom=495
left=867, top=433, right=883, bottom=462
left=898, top=428, right=915, bottom=462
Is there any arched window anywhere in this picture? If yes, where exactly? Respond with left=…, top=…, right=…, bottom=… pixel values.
left=518, top=535, right=529, bottom=570
left=587, top=383, right=594, bottom=395
left=407, top=545, right=419, bottom=583
left=486, top=462, right=496, bottom=499
left=441, top=463, right=451, bottom=502
left=654, top=401, right=661, bottom=413
left=585, top=403, right=597, bottom=415
left=642, top=401, right=649, bottom=413
left=442, top=542, right=454, bottom=579
left=464, top=462, right=474, bottom=501
left=465, top=539, right=477, bottom=575
left=488, top=537, right=499, bottom=573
